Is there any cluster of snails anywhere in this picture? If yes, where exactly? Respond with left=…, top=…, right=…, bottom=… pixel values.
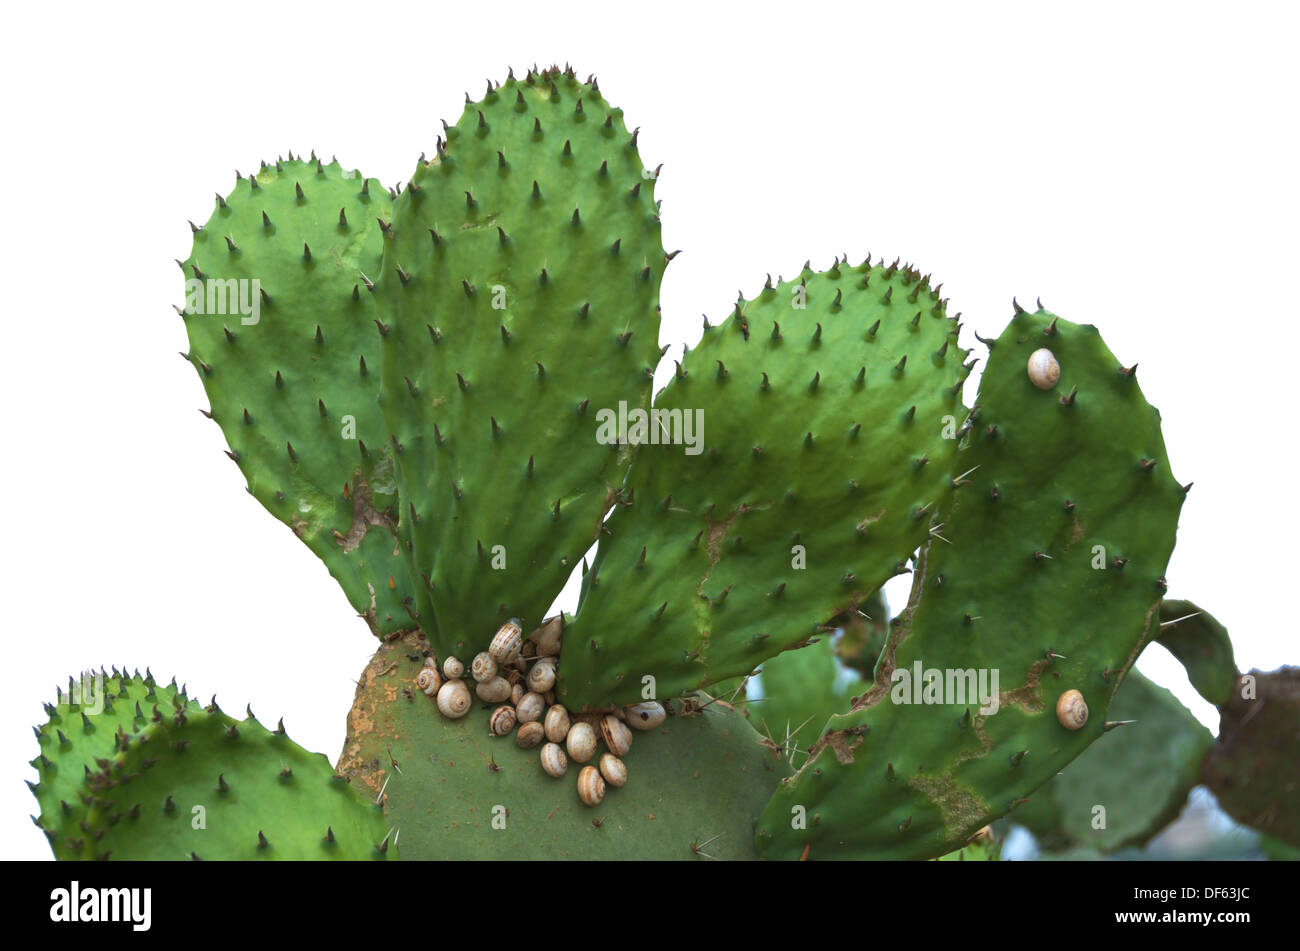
left=416, top=618, right=667, bottom=807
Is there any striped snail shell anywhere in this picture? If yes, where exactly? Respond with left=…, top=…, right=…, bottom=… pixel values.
left=598, top=752, right=627, bottom=788
left=436, top=680, right=472, bottom=719
left=566, top=721, right=598, bottom=763
left=526, top=657, right=557, bottom=693
left=1056, top=689, right=1088, bottom=730
left=577, top=765, right=606, bottom=807
left=544, top=704, right=571, bottom=743
left=489, top=619, right=524, bottom=664
left=516, top=691, right=546, bottom=723
left=471, top=651, right=497, bottom=683
left=476, top=676, right=512, bottom=704
left=510, top=683, right=526, bottom=705
left=515, top=721, right=546, bottom=749
left=540, top=742, right=567, bottom=778
left=600, top=715, right=633, bottom=756
left=489, top=705, right=517, bottom=736
left=442, top=656, right=464, bottom=680
left=624, top=701, right=666, bottom=730
left=416, top=666, right=442, bottom=696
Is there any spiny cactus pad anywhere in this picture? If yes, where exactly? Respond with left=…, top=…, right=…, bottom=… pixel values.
left=1157, top=599, right=1237, bottom=707
left=181, top=158, right=418, bottom=636
left=30, top=671, right=391, bottom=860
left=755, top=307, right=1186, bottom=859
left=338, top=633, right=789, bottom=859
left=562, top=261, right=969, bottom=709
left=1014, top=669, right=1212, bottom=852
left=376, top=69, right=664, bottom=653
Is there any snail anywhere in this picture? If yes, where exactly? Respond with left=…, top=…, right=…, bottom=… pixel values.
left=416, top=667, right=442, bottom=696
left=544, top=704, right=572, bottom=743
left=1056, top=688, right=1088, bottom=730
left=600, top=715, right=633, bottom=757
left=530, top=615, right=563, bottom=657
left=577, top=765, right=606, bottom=806
left=471, top=651, right=497, bottom=683
left=1027, top=348, right=1060, bottom=390
left=598, top=752, right=627, bottom=788
left=476, top=676, right=512, bottom=703
left=510, top=683, right=526, bottom=705
left=526, top=657, right=558, bottom=693
left=489, top=619, right=524, bottom=664
left=515, top=721, right=545, bottom=749
left=566, top=721, right=598, bottom=763
left=442, top=656, right=465, bottom=680
left=540, top=742, right=567, bottom=778
left=489, top=705, right=517, bottom=736
left=624, top=701, right=666, bottom=730
left=436, top=680, right=472, bottom=719
left=515, top=691, right=546, bottom=723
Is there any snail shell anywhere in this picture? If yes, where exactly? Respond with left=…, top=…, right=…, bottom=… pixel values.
left=436, top=679, right=472, bottom=719
left=515, top=720, right=545, bottom=749
left=416, top=667, right=442, bottom=696
left=489, top=705, right=517, bottom=736
left=510, top=683, right=526, bottom=705
left=489, top=619, right=524, bottom=664
left=476, top=676, right=512, bottom=704
left=1056, top=689, right=1089, bottom=730
left=598, top=752, right=627, bottom=788
left=577, top=765, right=606, bottom=807
left=544, top=690, right=555, bottom=706
left=442, top=656, right=465, bottom=680
left=1027, top=348, right=1061, bottom=390
left=471, top=651, right=497, bottom=683
left=521, top=640, right=537, bottom=659
left=566, top=721, right=598, bottom=763
left=540, top=742, right=567, bottom=778
left=544, top=704, right=572, bottom=743
left=516, top=691, right=546, bottom=723
left=624, top=701, right=666, bottom=730
left=530, top=615, right=563, bottom=657
left=526, top=657, right=558, bottom=693
left=600, top=715, right=633, bottom=757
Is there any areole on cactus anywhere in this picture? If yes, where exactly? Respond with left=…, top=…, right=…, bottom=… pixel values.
left=28, top=65, right=1284, bottom=861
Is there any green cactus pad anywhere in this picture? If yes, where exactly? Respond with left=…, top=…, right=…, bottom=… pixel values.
left=561, top=260, right=969, bottom=709
left=755, top=306, right=1186, bottom=859
left=376, top=67, right=664, bottom=653
left=337, top=633, right=790, bottom=859
left=181, top=157, right=417, bottom=636
left=1203, top=666, right=1300, bottom=848
left=1157, top=599, right=1237, bottom=707
left=31, top=671, right=391, bottom=860
left=1015, top=670, right=1212, bottom=852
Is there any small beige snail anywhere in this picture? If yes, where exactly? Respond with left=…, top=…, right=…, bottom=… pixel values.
left=1056, top=688, right=1089, bottom=730
left=530, top=615, right=563, bottom=657
left=515, top=691, right=546, bottom=723
left=489, top=705, right=517, bottom=736
left=526, top=657, right=558, bottom=693
left=600, top=714, right=633, bottom=757
left=544, top=704, right=572, bottom=743
left=566, top=721, right=598, bottom=763
left=521, top=640, right=537, bottom=659
left=577, top=765, right=606, bottom=807
left=489, top=619, right=524, bottom=664
left=515, top=721, right=545, bottom=749
left=442, top=656, right=465, bottom=680
left=471, top=651, right=497, bottom=683
left=416, top=666, right=442, bottom=696
left=436, top=679, right=472, bottom=719
left=476, top=676, right=512, bottom=704
left=624, top=701, right=666, bottom=730
left=598, top=752, right=627, bottom=788
left=540, top=742, right=567, bottom=778
left=1027, top=348, right=1061, bottom=390
left=510, top=683, right=526, bottom=705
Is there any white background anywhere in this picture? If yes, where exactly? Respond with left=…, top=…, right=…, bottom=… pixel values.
left=2, top=0, right=1296, bottom=859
